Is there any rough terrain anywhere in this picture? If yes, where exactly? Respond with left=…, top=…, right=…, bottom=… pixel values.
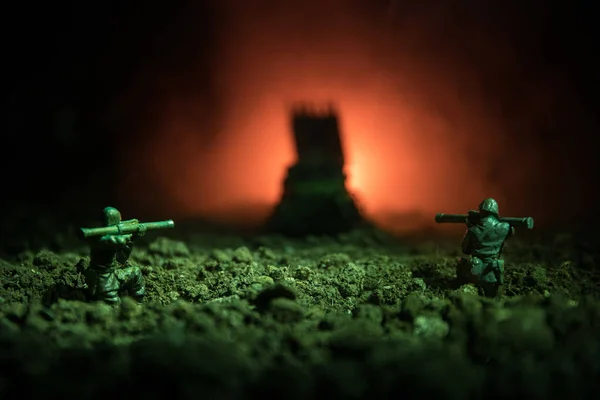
left=1, top=222, right=600, bottom=399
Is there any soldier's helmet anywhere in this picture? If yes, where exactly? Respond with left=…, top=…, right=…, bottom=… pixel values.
left=102, top=207, right=122, bottom=226
left=478, top=198, right=499, bottom=216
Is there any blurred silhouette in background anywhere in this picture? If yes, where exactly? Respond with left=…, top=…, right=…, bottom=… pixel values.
left=266, top=106, right=364, bottom=236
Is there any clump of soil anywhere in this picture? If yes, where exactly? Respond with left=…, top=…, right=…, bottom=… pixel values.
left=1, top=227, right=600, bottom=398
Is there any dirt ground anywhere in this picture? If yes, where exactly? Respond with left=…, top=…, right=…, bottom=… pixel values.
left=2, top=221, right=600, bottom=399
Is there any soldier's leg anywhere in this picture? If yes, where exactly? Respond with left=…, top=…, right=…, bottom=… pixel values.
left=93, top=270, right=121, bottom=305
left=481, top=282, right=500, bottom=298
left=82, top=269, right=98, bottom=301
left=479, top=261, right=503, bottom=298
left=456, top=258, right=477, bottom=284
left=116, top=265, right=146, bottom=302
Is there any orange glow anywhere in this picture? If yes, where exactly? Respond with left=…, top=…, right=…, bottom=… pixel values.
left=119, top=1, right=569, bottom=232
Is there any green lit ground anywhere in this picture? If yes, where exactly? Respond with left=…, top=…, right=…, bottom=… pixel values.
left=1, top=224, right=600, bottom=398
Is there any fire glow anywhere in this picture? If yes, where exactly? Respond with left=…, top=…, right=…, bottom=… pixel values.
left=120, top=1, right=567, bottom=231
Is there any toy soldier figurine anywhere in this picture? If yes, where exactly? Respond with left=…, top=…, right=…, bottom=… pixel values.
left=82, top=207, right=147, bottom=305
left=435, top=199, right=534, bottom=297
left=457, top=198, right=514, bottom=296
left=78, top=208, right=175, bottom=304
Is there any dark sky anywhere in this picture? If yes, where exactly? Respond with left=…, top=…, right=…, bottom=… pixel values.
left=2, top=0, right=599, bottom=230
left=3, top=0, right=216, bottom=209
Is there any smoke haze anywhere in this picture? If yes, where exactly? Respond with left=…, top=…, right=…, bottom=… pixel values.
left=117, top=0, right=591, bottom=231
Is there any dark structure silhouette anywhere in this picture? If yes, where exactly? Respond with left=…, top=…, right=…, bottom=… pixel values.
left=266, top=105, right=363, bottom=236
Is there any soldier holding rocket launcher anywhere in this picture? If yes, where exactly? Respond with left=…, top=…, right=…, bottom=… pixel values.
left=435, top=198, right=534, bottom=297
left=78, top=207, right=174, bottom=305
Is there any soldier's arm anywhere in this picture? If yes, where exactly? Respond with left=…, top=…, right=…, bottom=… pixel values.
left=461, top=229, right=474, bottom=255
left=97, top=234, right=133, bottom=247
left=501, top=222, right=515, bottom=241
left=131, top=228, right=146, bottom=241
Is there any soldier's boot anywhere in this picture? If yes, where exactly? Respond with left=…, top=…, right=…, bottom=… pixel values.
left=495, top=284, right=505, bottom=298
left=455, top=257, right=475, bottom=286
left=481, top=282, right=500, bottom=298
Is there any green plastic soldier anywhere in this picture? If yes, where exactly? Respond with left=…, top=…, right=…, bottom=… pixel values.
left=436, top=199, right=534, bottom=297
left=456, top=198, right=514, bottom=296
left=83, top=207, right=147, bottom=305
